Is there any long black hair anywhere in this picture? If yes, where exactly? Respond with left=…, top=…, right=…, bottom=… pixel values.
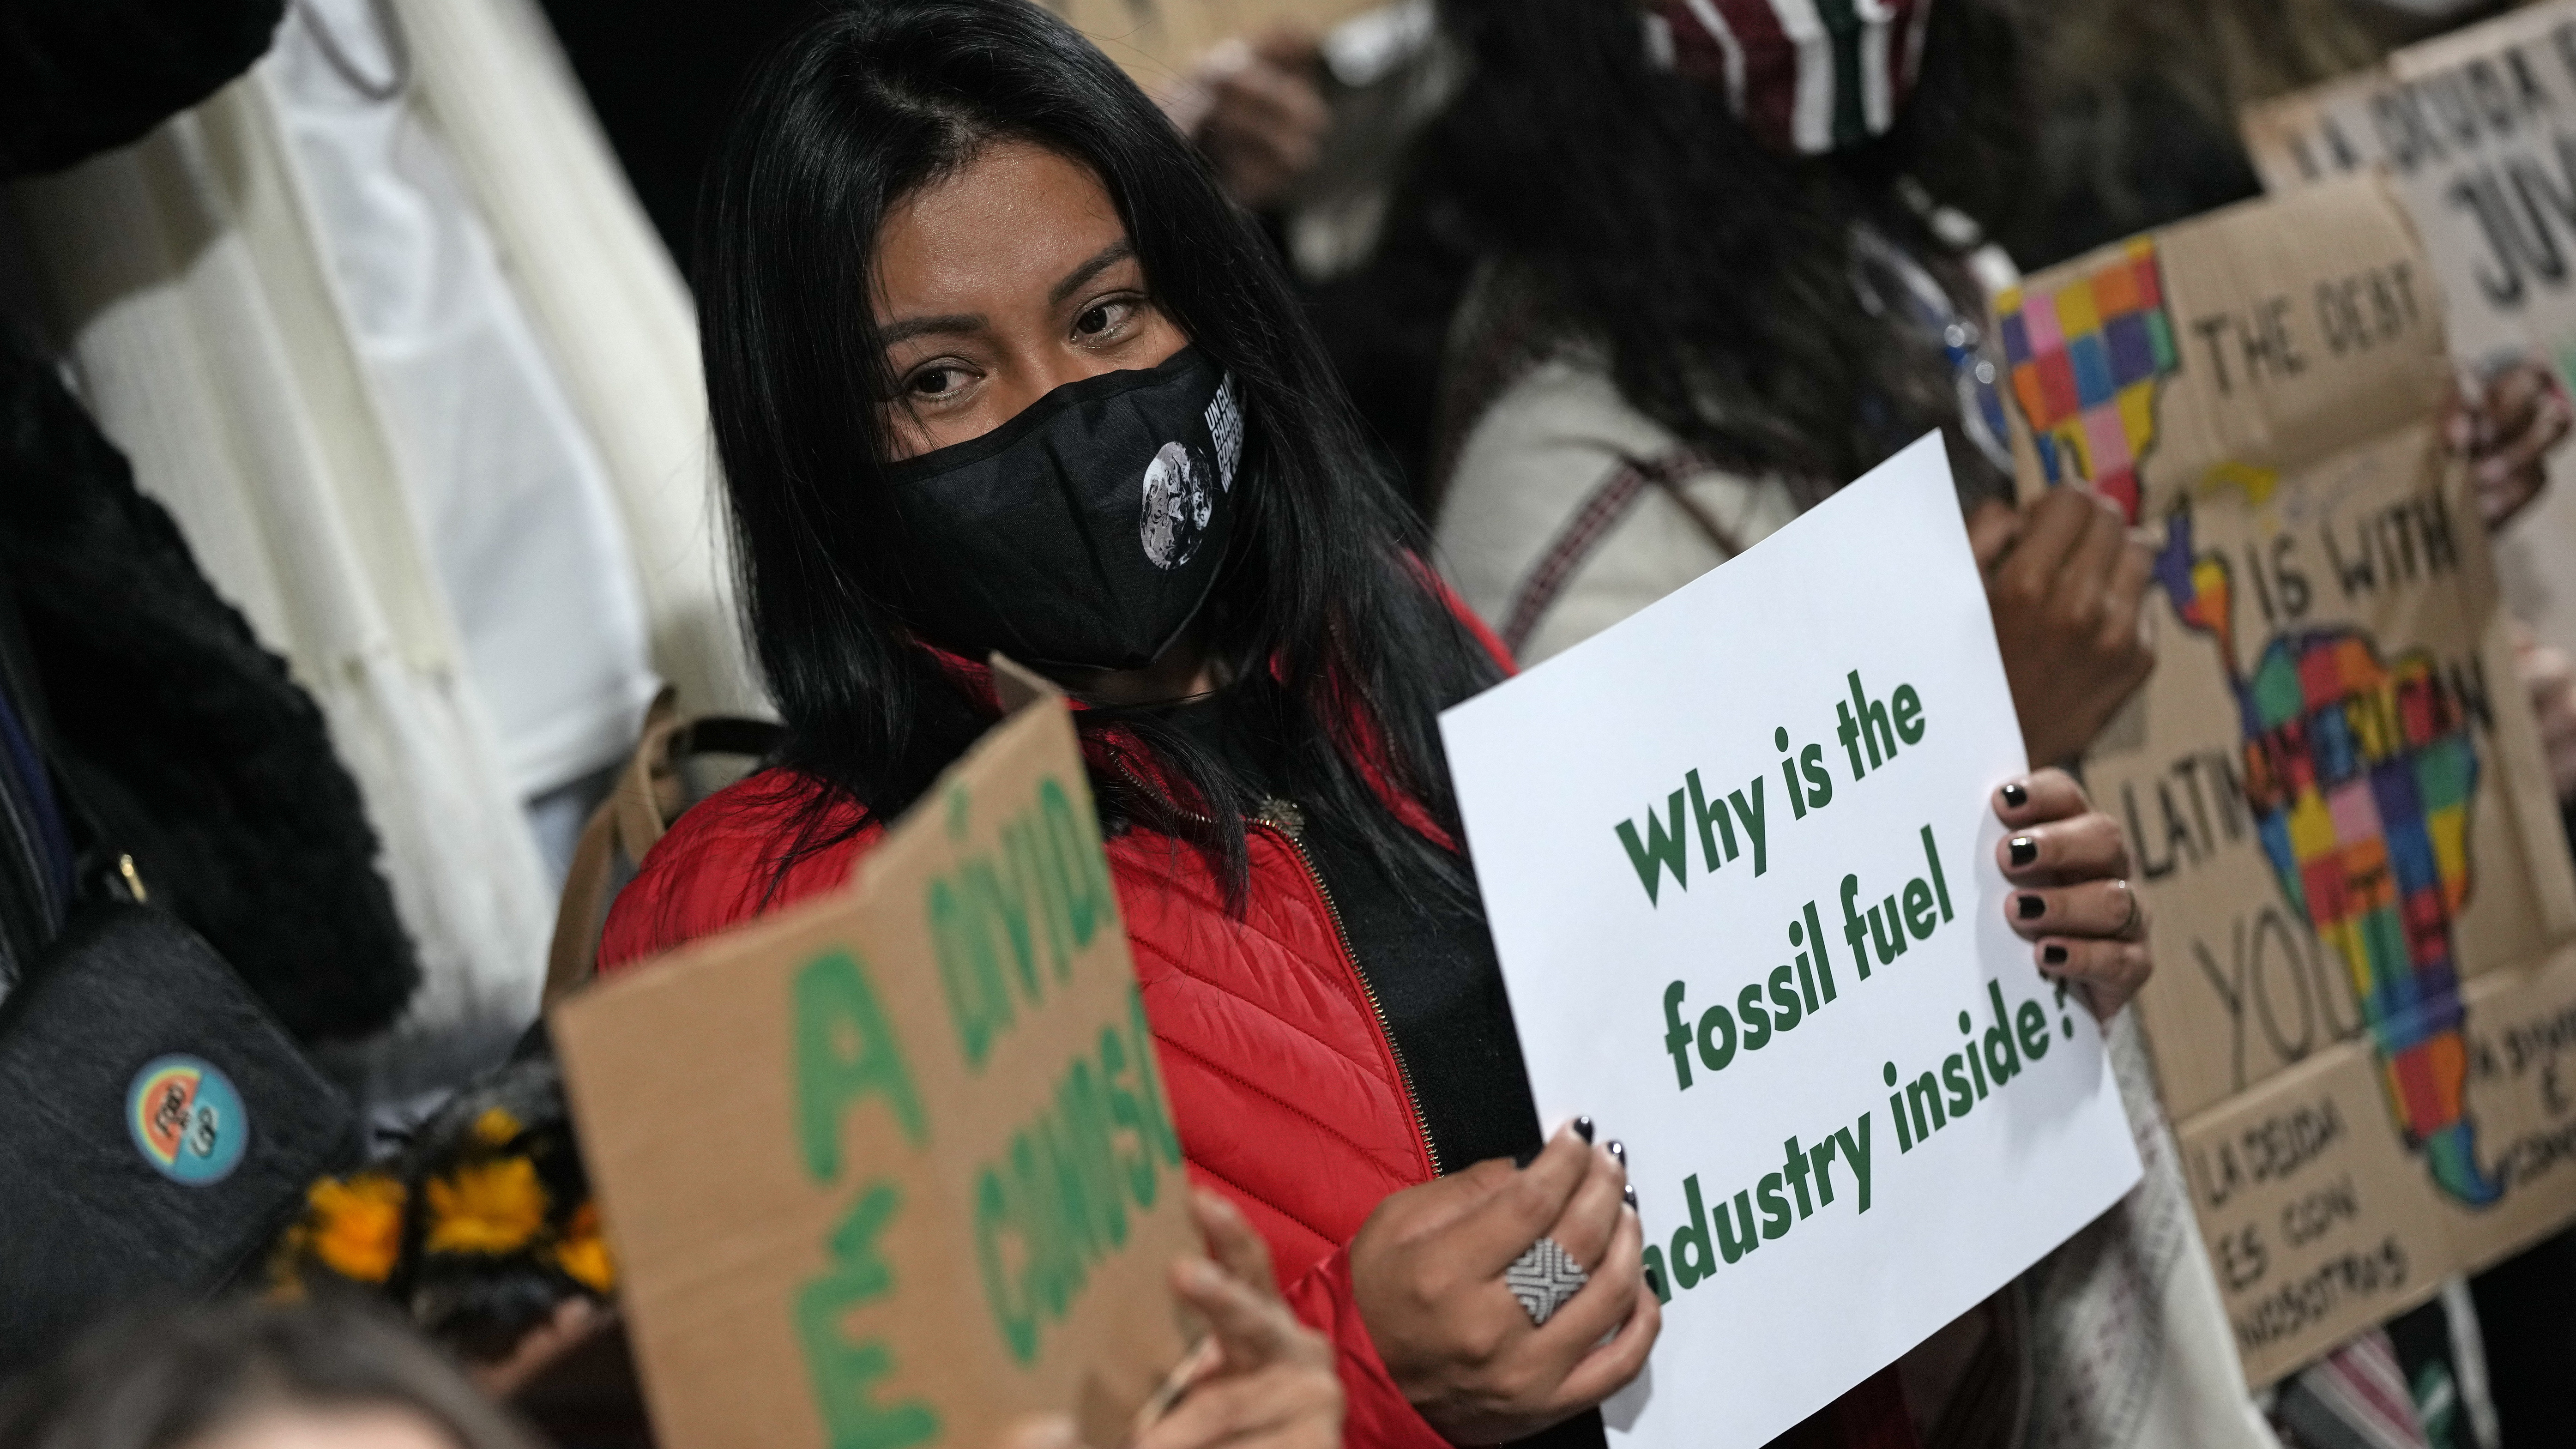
left=698, top=0, right=1503, bottom=904
left=1403, top=0, right=2027, bottom=496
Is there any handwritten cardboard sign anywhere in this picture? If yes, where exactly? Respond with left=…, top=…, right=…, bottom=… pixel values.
left=2242, top=0, right=2576, bottom=675
left=1441, top=435, right=2142, bottom=1449
left=1998, top=175, right=2576, bottom=1384
left=554, top=678, right=1198, bottom=1449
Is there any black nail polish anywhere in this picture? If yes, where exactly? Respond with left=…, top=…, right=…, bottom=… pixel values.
left=2042, top=943, right=2069, bottom=966
left=1607, top=1140, right=1627, bottom=1167
left=1574, top=1116, right=1595, bottom=1144
left=1623, top=1184, right=1639, bottom=1211
left=2001, top=781, right=2029, bottom=809
left=1513, top=1146, right=1540, bottom=1169
left=2009, top=836, right=2038, bottom=867
left=2017, top=894, right=2046, bottom=920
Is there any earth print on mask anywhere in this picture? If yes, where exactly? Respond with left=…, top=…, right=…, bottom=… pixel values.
left=880, top=350, right=1240, bottom=670
left=1138, top=376, right=1240, bottom=572
left=2160, top=507, right=2499, bottom=1207
left=1140, top=442, right=1213, bottom=570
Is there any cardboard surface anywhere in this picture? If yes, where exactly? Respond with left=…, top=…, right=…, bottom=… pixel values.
left=1043, top=0, right=1391, bottom=91
left=554, top=686, right=1197, bottom=1449
left=2242, top=0, right=2576, bottom=666
left=1442, top=435, right=2141, bottom=1449
left=1999, top=176, right=2576, bottom=1384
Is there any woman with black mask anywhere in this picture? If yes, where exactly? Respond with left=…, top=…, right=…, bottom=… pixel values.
left=597, top=5, right=2149, bottom=1447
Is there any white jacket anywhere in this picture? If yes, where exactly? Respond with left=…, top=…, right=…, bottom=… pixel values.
left=1433, top=350, right=1798, bottom=664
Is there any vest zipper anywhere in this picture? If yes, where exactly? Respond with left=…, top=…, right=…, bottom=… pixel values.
left=1111, top=756, right=1443, bottom=1176
left=1251, top=798, right=1443, bottom=1177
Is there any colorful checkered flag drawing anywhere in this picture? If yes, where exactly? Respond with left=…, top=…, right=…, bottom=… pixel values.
left=1998, top=240, right=2182, bottom=524
left=2159, top=508, right=2499, bottom=1207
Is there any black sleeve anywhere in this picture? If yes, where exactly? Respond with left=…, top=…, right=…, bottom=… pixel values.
left=0, top=0, right=287, bottom=179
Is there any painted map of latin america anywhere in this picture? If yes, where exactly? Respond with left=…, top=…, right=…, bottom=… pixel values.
left=2158, top=511, right=2496, bottom=1206
left=2003, top=177, right=2576, bottom=1387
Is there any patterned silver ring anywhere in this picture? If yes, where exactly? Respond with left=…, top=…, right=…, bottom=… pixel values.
left=1506, top=1236, right=1589, bottom=1327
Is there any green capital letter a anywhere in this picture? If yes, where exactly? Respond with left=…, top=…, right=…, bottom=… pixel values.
left=796, top=948, right=929, bottom=1184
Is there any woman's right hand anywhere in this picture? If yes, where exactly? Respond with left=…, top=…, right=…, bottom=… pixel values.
left=1348, top=1123, right=1659, bottom=1444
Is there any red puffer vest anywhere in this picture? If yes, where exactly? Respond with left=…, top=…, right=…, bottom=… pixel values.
left=597, top=651, right=1916, bottom=1449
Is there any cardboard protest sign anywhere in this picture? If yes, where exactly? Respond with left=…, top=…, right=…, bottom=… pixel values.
left=1997, top=176, right=2576, bottom=1385
left=1440, top=434, right=2142, bottom=1449
left=2242, top=0, right=2576, bottom=665
left=1040, top=0, right=1388, bottom=90
left=553, top=676, right=1199, bottom=1449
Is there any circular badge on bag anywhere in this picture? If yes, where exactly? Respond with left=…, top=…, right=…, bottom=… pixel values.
left=128, top=1055, right=248, bottom=1185
left=1139, top=441, right=1215, bottom=570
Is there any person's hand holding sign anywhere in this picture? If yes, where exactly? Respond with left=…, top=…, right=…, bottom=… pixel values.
left=1144, top=1192, right=1344, bottom=1449
left=1993, top=769, right=2150, bottom=1019
left=1969, top=488, right=2156, bottom=768
left=2443, top=358, right=2571, bottom=532
left=1001, top=1191, right=1342, bottom=1449
left=1350, top=1123, right=1657, bottom=1444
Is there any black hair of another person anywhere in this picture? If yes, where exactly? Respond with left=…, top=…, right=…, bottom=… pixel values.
left=0, top=1298, right=537, bottom=1449
left=1405, top=0, right=2027, bottom=497
left=697, top=0, right=1506, bottom=906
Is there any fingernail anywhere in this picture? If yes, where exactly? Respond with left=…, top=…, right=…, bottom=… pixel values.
left=2447, top=412, right=2473, bottom=450
left=1623, top=1184, right=1639, bottom=1211
left=1607, top=1139, right=1626, bottom=1167
left=2042, top=943, right=2069, bottom=966
left=1513, top=1145, right=1540, bottom=1168
left=2017, top=894, right=2046, bottom=920
left=2009, top=836, right=2038, bottom=867
left=2001, top=781, right=2028, bottom=809
left=1574, top=1115, right=1595, bottom=1144
left=2479, top=457, right=2512, bottom=486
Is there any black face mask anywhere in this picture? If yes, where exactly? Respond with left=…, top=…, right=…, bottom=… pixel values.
left=879, top=347, right=1243, bottom=673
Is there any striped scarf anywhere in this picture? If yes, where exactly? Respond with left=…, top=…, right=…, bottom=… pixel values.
left=1648, top=0, right=1934, bottom=155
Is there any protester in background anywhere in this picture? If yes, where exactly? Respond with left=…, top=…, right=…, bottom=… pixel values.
left=1166, top=26, right=1334, bottom=214
left=1166, top=2, right=1461, bottom=507
left=0, top=1298, right=541, bottom=1449
left=1412, top=0, right=2160, bottom=772
left=1398, top=4, right=2347, bottom=1445
left=1415, top=0, right=2567, bottom=773
left=593, top=6, right=2149, bottom=1449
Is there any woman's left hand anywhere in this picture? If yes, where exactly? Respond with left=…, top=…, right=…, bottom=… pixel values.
left=1992, top=768, right=2149, bottom=1020
left=1139, top=1191, right=1343, bottom=1449
left=2445, top=359, right=2571, bottom=532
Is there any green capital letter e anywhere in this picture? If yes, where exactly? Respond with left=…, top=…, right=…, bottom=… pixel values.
left=796, top=948, right=928, bottom=1184
left=797, top=1183, right=941, bottom=1449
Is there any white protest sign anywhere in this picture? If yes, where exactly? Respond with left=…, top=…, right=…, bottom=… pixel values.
left=1440, top=435, right=2142, bottom=1448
